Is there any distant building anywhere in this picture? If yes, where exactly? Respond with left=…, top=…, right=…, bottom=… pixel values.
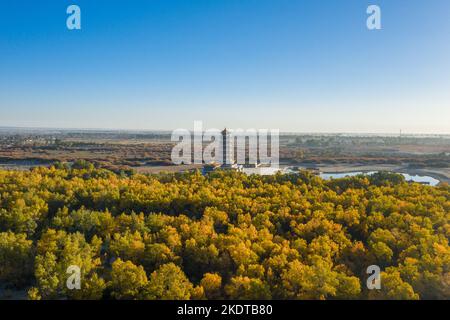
left=202, top=127, right=284, bottom=175
left=203, top=128, right=243, bottom=173
left=220, top=128, right=242, bottom=171
left=221, top=128, right=234, bottom=166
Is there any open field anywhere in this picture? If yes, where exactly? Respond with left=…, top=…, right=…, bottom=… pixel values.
left=0, top=128, right=449, bottom=182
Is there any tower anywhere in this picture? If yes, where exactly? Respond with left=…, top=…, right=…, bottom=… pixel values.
left=221, top=128, right=235, bottom=166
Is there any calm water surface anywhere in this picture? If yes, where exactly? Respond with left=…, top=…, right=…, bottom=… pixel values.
left=319, top=171, right=440, bottom=186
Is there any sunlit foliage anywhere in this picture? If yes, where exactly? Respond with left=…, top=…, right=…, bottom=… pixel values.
left=0, top=166, right=448, bottom=300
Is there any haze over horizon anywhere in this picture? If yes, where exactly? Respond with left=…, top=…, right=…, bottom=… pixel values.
left=2, top=125, right=450, bottom=137
left=1, top=0, right=449, bottom=134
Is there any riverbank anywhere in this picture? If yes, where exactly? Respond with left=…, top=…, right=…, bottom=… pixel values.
left=0, top=160, right=448, bottom=185
left=290, top=163, right=450, bottom=184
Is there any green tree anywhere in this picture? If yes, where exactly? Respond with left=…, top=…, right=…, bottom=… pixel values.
left=200, top=273, right=223, bottom=299
left=144, top=263, right=193, bottom=300
left=31, top=229, right=105, bottom=299
left=109, top=258, right=148, bottom=299
left=225, top=276, right=271, bottom=300
left=0, top=232, right=33, bottom=287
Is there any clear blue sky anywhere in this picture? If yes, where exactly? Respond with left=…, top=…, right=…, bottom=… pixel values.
left=0, top=0, right=449, bottom=133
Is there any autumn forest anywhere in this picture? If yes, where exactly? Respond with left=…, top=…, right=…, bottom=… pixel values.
left=0, top=162, right=449, bottom=300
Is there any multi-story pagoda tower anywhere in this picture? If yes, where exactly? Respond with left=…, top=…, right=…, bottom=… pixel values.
left=221, top=128, right=235, bottom=166
left=203, top=128, right=242, bottom=174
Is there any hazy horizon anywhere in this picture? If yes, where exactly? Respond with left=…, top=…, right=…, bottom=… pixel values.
left=2, top=124, right=450, bottom=137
